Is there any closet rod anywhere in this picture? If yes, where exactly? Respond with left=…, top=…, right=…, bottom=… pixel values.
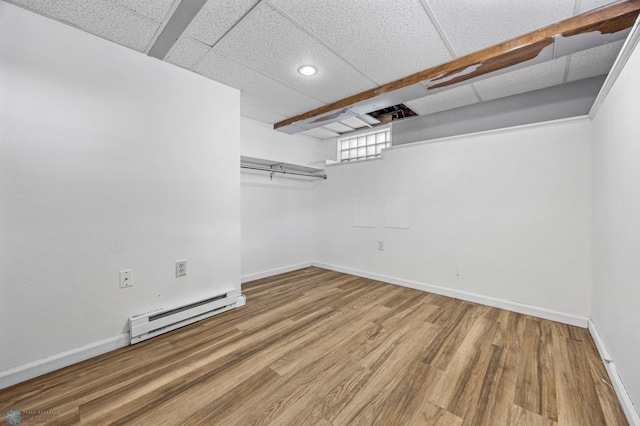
left=241, top=164, right=327, bottom=180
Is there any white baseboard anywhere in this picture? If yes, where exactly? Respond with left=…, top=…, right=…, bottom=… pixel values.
left=588, top=319, right=640, bottom=426
left=312, top=262, right=589, bottom=327
left=0, top=333, right=128, bottom=390
left=241, top=262, right=312, bottom=283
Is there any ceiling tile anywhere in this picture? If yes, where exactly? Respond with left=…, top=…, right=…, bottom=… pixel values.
left=7, top=0, right=626, bottom=127
left=8, top=0, right=160, bottom=52
left=406, top=84, right=479, bottom=115
left=195, top=50, right=325, bottom=120
left=165, top=37, right=211, bottom=69
left=302, top=127, right=340, bottom=139
left=340, top=116, right=376, bottom=129
left=567, top=40, right=623, bottom=82
left=323, top=122, right=356, bottom=133
left=269, top=0, right=453, bottom=84
left=112, top=0, right=174, bottom=23
left=212, top=2, right=376, bottom=103
left=474, top=57, right=567, bottom=101
left=183, top=0, right=259, bottom=47
left=427, top=0, right=575, bottom=56
left=241, top=102, right=290, bottom=124
left=578, top=0, right=618, bottom=13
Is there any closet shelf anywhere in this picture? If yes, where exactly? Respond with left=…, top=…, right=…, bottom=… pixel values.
left=240, top=156, right=327, bottom=180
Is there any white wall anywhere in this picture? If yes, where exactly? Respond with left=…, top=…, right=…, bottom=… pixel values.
left=240, top=118, right=326, bottom=281
left=241, top=117, right=328, bottom=166
left=0, top=3, right=240, bottom=383
left=591, top=38, right=640, bottom=412
left=313, top=119, right=592, bottom=324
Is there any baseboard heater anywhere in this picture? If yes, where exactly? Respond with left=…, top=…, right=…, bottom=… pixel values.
left=129, top=288, right=244, bottom=344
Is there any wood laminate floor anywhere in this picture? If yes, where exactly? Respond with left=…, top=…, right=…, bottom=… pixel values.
left=0, top=267, right=627, bottom=425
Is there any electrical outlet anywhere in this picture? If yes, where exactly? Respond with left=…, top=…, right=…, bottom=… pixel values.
left=119, top=269, right=133, bottom=288
left=176, top=260, right=187, bottom=277
left=378, top=240, right=384, bottom=250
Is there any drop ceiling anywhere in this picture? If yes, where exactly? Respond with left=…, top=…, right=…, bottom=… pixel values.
left=6, top=0, right=630, bottom=139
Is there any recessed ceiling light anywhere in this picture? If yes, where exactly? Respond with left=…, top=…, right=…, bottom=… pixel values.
left=298, top=65, right=317, bottom=76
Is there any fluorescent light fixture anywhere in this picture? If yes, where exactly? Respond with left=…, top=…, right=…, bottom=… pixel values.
left=298, top=65, right=317, bottom=76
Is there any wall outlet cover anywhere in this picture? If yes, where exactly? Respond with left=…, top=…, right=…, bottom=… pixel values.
left=176, top=260, right=187, bottom=277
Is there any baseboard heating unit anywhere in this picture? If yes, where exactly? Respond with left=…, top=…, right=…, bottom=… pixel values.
left=129, top=288, right=243, bottom=344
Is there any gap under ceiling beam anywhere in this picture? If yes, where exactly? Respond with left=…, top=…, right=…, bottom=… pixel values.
left=274, top=0, right=640, bottom=134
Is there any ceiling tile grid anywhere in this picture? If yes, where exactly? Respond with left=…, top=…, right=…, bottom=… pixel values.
left=165, top=37, right=211, bottom=69
left=240, top=102, right=290, bottom=125
left=194, top=50, right=325, bottom=119
left=268, top=0, right=454, bottom=84
left=112, top=0, right=174, bottom=23
left=5, top=0, right=631, bottom=133
left=164, top=0, right=262, bottom=71
left=8, top=0, right=163, bottom=52
left=210, top=2, right=377, bottom=104
left=425, top=0, right=576, bottom=56
left=182, top=0, right=259, bottom=47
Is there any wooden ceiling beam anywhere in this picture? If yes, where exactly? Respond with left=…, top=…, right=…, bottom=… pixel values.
left=274, top=0, right=640, bottom=133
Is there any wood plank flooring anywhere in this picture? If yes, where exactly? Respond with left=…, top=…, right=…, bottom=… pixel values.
left=0, top=267, right=627, bottom=425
